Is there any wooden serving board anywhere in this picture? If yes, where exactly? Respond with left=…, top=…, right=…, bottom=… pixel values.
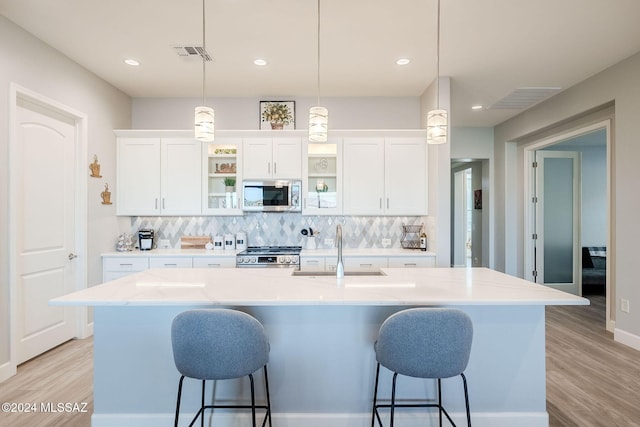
left=180, top=236, right=211, bottom=249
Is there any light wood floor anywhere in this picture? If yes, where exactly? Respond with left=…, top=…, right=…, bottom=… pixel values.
left=1, top=296, right=638, bottom=426
left=546, top=294, right=640, bottom=426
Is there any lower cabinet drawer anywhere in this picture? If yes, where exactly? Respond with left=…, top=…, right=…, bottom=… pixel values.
left=343, top=257, right=388, bottom=272
left=149, top=258, right=193, bottom=268
left=388, top=256, right=435, bottom=268
left=300, top=257, right=325, bottom=271
left=103, top=257, right=149, bottom=272
left=193, top=257, right=236, bottom=268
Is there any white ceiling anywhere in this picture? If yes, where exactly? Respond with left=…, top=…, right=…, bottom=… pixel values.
left=3, top=0, right=640, bottom=127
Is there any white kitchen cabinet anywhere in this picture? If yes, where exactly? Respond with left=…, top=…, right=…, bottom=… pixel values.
left=343, top=137, right=427, bottom=216
left=243, top=137, right=302, bottom=179
left=302, top=139, right=342, bottom=215
left=202, top=139, right=242, bottom=215
left=384, top=138, right=427, bottom=215
left=342, top=138, right=385, bottom=215
left=117, top=136, right=201, bottom=215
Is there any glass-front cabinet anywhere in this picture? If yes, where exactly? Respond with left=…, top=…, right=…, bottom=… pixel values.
left=302, top=139, right=342, bottom=215
left=202, top=138, right=242, bottom=215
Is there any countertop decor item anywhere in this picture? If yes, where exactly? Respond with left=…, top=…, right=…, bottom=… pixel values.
left=89, top=154, right=102, bottom=177
left=401, top=223, right=423, bottom=249
left=260, top=101, right=295, bottom=130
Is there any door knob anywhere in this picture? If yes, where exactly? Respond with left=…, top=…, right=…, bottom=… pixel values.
left=68, top=253, right=78, bottom=260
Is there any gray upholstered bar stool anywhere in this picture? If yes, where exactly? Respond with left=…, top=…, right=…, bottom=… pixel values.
left=171, top=309, right=272, bottom=427
left=371, top=308, right=473, bottom=427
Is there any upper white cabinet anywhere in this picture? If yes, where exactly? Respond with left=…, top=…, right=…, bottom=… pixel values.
left=243, top=137, right=302, bottom=179
left=343, top=138, right=385, bottom=215
left=343, top=136, right=427, bottom=216
left=116, top=135, right=201, bottom=216
left=384, top=138, right=427, bottom=215
left=202, top=138, right=242, bottom=215
left=302, top=138, right=342, bottom=215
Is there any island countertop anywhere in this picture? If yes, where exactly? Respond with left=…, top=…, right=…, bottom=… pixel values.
left=51, top=267, right=588, bottom=307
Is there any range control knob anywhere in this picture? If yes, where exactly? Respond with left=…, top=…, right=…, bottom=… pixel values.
left=277, top=256, right=286, bottom=264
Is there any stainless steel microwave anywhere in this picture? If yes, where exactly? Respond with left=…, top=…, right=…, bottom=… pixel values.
left=242, top=180, right=301, bottom=212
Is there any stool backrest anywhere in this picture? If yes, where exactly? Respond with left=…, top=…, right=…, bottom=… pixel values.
left=171, top=309, right=269, bottom=380
left=376, top=308, right=473, bottom=379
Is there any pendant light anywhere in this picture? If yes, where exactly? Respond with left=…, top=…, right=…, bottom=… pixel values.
left=309, top=0, right=328, bottom=142
left=427, top=0, right=447, bottom=145
left=194, top=0, right=214, bottom=142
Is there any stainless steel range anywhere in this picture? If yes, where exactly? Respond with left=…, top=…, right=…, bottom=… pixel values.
left=236, top=246, right=302, bottom=269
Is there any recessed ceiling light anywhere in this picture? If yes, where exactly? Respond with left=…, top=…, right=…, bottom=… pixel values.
left=471, top=105, right=484, bottom=110
left=396, top=58, right=411, bottom=66
left=124, top=58, right=140, bottom=66
left=253, top=59, right=268, bottom=66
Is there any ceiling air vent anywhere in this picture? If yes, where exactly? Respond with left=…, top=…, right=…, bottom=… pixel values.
left=172, top=45, right=213, bottom=62
left=489, top=87, right=561, bottom=110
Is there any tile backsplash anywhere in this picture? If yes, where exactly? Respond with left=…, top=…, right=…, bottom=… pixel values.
left=130, top=214, right=434, bottom=250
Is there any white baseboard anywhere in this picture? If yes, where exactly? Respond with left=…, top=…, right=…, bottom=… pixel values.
left=0, top=360, right=17, bottom=383
left=614, top=327, right=640, bottom=351
left=92, top=411, right=549, bottom=427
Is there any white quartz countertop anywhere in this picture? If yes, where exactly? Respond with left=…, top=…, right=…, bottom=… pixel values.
left=52, top=267, right=588, bottom=307
left=102, top=248, right=436, bottom=257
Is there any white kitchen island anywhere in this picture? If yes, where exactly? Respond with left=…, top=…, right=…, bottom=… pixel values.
left=52, top=267, right=587, bottom=427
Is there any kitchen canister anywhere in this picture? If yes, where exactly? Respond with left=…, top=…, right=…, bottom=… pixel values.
left=236, top=231, right=247, bottom=251
left=224, top=233, right=235, bottom=250
left=213, top=234, right=223, bottom=251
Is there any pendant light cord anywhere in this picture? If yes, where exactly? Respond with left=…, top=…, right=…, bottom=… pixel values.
left=435, top=0, right=440, bottom=109
left=202, top=0, right=206, bottom=106
left=316, top=0, right=321, bottom=107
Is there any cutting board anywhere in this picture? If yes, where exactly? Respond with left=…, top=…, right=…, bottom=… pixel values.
left=180, top=236, right=211, bottom=249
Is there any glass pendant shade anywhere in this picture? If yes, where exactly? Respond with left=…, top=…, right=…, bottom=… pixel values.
left=309, top=106, right=328, bottom=142
left=426, top=109, right=448, bottom=145
left=194, top=106, right=215, bottom=142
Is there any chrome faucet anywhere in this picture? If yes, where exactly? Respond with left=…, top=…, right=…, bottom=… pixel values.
left=335, top=224, right=344, bottom=279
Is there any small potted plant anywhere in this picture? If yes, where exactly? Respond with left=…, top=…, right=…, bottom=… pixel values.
left=224, top=177, right=236, bottom=193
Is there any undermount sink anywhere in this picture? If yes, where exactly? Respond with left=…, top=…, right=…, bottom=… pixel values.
left=292, top=270, right=386, bottom=277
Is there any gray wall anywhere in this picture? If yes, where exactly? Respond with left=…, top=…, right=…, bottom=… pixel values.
left=0, top=17, right=131, bottom=378
left=133, top=96, right=422, bottom=130
left=494, top=51, right=640, bottom=343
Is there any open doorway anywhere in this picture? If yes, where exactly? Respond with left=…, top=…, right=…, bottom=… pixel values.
left=451, top=159, right=489, bottom=268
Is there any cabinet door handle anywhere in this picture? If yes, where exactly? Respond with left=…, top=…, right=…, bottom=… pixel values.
left=268, top=162, right=271, bottom=175
left=119, top=263, right=133, bottom=267
left=379, top=198, right=382, bottom=209
left=307, top=260, right=319, bottom=265
left=207, top=263, right=221, bottom=267
left=387, top=198, right=390, bottom=209
left=405, top=263, right=417, bottom=267
left=360, top=263, right=373, bottom=267
left=164, top=263, right=177, bottom=267
left=155, top=198, right=158, bottom=209
left=274, top=163, right=277, bottom=175
left=162, top=198, right=166, bottom=209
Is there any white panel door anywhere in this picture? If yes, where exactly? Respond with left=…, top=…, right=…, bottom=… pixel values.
left=343, top=138, right=385, bottom=215
left=16, top=99, right=76, bottom=363
left=161, top=138, right=202, bottom=215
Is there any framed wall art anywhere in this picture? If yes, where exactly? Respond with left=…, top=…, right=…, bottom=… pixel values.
left=260, top=101, right=295, bottom=130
